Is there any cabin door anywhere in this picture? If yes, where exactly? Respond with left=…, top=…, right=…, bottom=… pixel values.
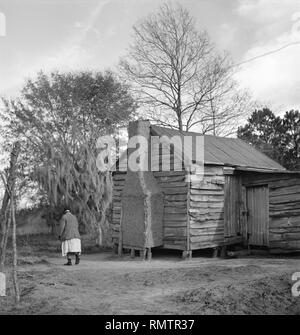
left=246, top=185, right=269, bottom=246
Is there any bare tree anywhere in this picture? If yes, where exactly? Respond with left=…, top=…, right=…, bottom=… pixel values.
left=120, top=3, right=251, bottom=133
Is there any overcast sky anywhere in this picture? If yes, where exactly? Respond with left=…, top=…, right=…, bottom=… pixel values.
left=0, top=0, right=300, bottom=114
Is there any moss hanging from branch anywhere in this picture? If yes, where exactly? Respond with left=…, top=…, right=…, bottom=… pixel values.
left=35, top=143, right=113, bottom=246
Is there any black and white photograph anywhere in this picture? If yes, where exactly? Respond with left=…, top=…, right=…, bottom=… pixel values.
left=0, top=0, right=300, bottom=319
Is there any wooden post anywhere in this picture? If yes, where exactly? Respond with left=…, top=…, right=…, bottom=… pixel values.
left=182, top=250, right=192, bottom=260
left=220, top=245, right=227, bottom=258
left=0, top=206, right=11, bottom=272
left=11, top=192, right=20, bottom=303
left=117, top=239, right=123, bottom=256
left=113, top=244, right=118, bottom=255
left=212, top=247, right=219, bottom=258
left=0, top=142, right=20, bottom=302
left=118, top=208, right=123, bottom=257
left=140, top=249, right=147, bottom=261
left=0, top=142, right=20, bottom=270
left=146, top=248, right=152, bottom=261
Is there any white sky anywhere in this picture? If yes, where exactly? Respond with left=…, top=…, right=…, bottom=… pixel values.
left=0, top=0, right=300, bottom=114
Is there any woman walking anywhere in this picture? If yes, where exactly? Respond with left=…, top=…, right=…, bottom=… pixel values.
left=58, top=209, right=81, bottom=266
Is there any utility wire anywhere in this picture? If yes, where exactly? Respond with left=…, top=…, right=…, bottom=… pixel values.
left=232, top=40, right=300, bottom=68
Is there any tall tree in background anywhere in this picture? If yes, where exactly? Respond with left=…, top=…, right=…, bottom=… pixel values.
left=281, top=110, right=300, bottom=170
left=1, top=71, right=136, bottom=244
left=237, top=108, right=282, bottom=162
left=238, top=108, right=300, bottom=170
left=120, top=3, right=251, bottom=134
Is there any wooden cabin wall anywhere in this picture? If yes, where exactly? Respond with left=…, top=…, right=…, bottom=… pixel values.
left=113, top=170, right=300, bottom=252
left=153, top=171, right=188, bottom=250
left=112, top=170, right=188, bottom=251
left=151, top=141, right=188, bottom=250
left=224, top=175, right=244, bottom=242
left=268, top=176, right=300, bottom=250
left=242, top=173, right=300, bottom=251
left=188, top=166, right=226, bottom=250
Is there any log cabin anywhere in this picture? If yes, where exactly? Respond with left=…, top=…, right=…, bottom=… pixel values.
left=111, top=120, right=300, bottom=258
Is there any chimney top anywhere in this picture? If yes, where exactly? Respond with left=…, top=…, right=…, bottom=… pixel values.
left=128, top=119, right=151, bottom=138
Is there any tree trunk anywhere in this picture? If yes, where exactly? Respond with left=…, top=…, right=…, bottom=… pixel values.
left=0, top=142, right=21, bottom=234
left=210, top=98, right=216, bottom=136
left=0, top=142, right=20, bottom=275
left=0, top=194, right=10, bottom=234
left=0, top=142, right=20, bottom=302
left=0, top=204, right=11, bottom=272
left=177, top=116, right=183, bottom=131
left=96, top=224, right=103, bottom=246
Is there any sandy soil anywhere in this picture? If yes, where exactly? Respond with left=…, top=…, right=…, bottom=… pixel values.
left=0, top=236, right=300, bottom=315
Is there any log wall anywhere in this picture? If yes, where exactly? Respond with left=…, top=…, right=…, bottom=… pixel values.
left=242, top=173, right=300, bottom=251
left=224, top=175, right=243, bottom=240
left=153, top=171, right=188, bottom=250
left=113, top=168, right=300, bottom=253
left=112, top=170, right=188, bottom=251
left=188, top=166, right=226, bottom=250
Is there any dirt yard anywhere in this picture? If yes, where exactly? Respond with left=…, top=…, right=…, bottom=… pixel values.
left=0, top=235, right=300, bottom=315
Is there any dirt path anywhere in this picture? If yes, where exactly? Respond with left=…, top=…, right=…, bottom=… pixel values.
left=1, top=252, right=300, bottom=314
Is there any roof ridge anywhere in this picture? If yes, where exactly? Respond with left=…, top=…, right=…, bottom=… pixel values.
left=151, top=124, right=239, bottom=140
